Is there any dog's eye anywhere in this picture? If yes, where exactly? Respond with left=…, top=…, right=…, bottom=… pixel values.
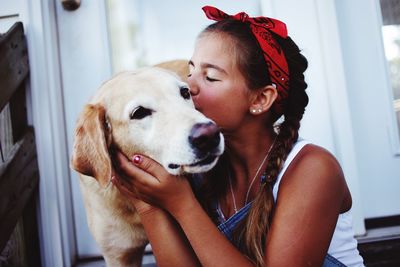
left=180, top=87, right=191, bottom=100
left=130, top=106, right=152, bottom=120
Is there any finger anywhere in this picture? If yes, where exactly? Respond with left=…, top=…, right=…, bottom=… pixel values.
left=130, top=154, right=170, bottom=181
left=115, top=151, right=160, bottom=187
left=111, top=176, right=137, bottom=199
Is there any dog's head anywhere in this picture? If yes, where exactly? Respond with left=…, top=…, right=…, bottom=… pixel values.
left=71, top=66, right=224, bottom=187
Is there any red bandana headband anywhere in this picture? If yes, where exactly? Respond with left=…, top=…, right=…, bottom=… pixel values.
left=202, top=6, right=290, bottom=113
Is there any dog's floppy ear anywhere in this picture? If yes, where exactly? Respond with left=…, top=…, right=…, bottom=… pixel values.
left=71, top=103, right=112, bottom=188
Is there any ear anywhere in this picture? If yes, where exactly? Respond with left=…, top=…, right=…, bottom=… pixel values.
left=71, top=103, right=112, bottom=188
left=249, top=84, right=278, bottom=115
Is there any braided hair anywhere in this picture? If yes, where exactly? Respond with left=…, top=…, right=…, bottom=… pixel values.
left=198, top=19, right=309, bottom=266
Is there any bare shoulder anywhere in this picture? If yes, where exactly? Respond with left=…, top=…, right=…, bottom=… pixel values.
left=278, top=143, right=349, bottom=208
left=288, top=144, right=344, bottom=182
left=266, top=144, right=351, bottom=265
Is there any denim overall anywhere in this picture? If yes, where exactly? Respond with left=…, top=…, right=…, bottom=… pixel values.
left=215, top=200, right=347, bottom=267
left=208, top=168, right=348, bottom=267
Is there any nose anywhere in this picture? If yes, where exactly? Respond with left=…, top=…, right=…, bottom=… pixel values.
left=187, top=75, right=199, bottom=96
left=189, top=122, right=221, bottom=155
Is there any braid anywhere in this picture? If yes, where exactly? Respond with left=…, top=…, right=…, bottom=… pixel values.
left=234, top=36, right=309, bottom=266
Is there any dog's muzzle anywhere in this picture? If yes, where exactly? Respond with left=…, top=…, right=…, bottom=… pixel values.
left=167, top=121, right=223, bottom=173
left=189, top=122, right=221, bottom=157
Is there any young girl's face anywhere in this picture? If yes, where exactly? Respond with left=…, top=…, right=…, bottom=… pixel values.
left=188, top=33, right=253, bottom=132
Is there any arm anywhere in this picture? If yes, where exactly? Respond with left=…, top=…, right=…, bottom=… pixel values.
left=113, top=152, right=200, bottom=267
left=264, top=145, right=350, bottom=266
left=115, top=152, right=255, bottom=267
left=115, top=145, right=350, bottom=267
left=138, top=207, right=200, bottom=267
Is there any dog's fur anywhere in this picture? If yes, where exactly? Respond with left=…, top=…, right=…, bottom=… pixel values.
left=71, top=60, right=224, bottom=266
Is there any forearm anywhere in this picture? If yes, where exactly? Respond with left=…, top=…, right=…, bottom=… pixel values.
left=140, top=208, right=201, bottom=267
left=172, top=197, right=254, bottom=267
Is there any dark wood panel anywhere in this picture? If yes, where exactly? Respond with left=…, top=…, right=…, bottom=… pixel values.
left=0, top=22, right=29, bottom=111
left=9, top=83, right=28, bottom=142
left=0, top=129, right=39, bottom=252
left=359, top=238, right=400, bottom=267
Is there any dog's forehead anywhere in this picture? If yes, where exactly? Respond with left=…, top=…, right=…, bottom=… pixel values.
left=94, top=67, right=190, bottom=119
left=106, top=68, right=184, bottom=100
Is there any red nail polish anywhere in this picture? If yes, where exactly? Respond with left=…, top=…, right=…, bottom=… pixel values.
left=132, top=155, right=142, bottom=164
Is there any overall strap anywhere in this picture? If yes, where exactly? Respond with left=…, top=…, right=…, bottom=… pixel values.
left=217, top=202, right=252, bottom=243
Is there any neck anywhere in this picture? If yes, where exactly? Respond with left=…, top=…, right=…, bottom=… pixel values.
left=219, top=122, right=277, bottom=217
left=217, top=115, right=278, bottom=217
left=224, top=124, right=276, bottom=182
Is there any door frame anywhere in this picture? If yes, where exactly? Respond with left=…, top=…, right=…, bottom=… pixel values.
left=23, top=0, right=76, bottom=266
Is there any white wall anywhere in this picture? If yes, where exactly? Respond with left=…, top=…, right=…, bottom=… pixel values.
left=335, top=0, right=400, bottom=219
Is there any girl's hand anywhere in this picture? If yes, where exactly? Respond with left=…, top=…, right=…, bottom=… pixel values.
left=111, top=174, right=157, bottom=216
left=113, top=151, right=196, bottom=217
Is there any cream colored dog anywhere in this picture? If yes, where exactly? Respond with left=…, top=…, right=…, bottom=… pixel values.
left=71, top=61, right=224, bottom=266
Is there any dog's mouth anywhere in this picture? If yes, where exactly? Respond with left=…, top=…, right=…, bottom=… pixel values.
left=167, top=154, right=219, bottom=174
left=166, top=133, right=225, bottom=175
left=189, top=154, right=217, bottom=167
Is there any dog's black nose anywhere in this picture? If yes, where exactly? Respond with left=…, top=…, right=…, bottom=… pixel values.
left=189, top=122, right=221, bottom=155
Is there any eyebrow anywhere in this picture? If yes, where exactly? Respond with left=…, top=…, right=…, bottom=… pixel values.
left=189, top=60, right=227, bottom=74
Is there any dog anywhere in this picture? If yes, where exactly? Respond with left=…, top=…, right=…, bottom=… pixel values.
left=71, top=60, right=224, bottom=267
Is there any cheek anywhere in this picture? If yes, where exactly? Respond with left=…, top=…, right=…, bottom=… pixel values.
left=196, top=91, right=221, bottom=117
left=197, top=93, right=244, bottom=128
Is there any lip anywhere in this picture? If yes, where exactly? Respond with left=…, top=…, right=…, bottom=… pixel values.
left=192, top=98, right=201, bottom=110
left=189, top=154, right=217, bottom=167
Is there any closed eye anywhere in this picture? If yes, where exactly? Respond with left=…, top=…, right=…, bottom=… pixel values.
left=206, top=76, right=220, bottom=82
left=180, top=86, right=191, bottom=100
left=130, top=106, right=153, bottom=120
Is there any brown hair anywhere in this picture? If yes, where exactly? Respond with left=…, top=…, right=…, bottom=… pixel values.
left=198, top=19, right=309, bottom=266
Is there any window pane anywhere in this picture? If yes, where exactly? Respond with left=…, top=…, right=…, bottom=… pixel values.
left=380, top=0, right=400, bottom=138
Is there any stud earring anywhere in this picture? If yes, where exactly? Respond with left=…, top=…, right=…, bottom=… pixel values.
left=251, top=109, right=257, bottom=113
left=257, top=108, right=262, bottom=113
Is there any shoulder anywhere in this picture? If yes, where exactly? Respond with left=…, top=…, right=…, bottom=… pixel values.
left=266, top=144, right=349, bottom=265
left=277, top=143, right=347, bottom=206
left=291, top=144, right=343, bottom=177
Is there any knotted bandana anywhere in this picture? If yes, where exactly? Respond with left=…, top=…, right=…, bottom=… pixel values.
left=202, top=6, right=290, bottom=113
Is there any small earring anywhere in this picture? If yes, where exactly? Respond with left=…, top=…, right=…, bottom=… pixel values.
left=251, top=109, right=257, bottom=113
left=257, top=108, right=262, bottom=113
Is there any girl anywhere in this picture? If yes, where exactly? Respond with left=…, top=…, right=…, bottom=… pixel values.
left=113, top=6, right=364, bottom=267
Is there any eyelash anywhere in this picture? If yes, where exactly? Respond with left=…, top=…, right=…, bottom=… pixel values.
left=206, top=76, right=219, bottom=82
left=187, top=71, right=220, bottom=82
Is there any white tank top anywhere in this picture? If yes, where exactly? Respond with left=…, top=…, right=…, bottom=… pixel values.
left=272, top=139, right=364, bottom=267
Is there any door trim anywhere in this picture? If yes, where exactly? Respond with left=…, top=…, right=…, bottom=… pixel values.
left=25, top=0, right=75, bottom=266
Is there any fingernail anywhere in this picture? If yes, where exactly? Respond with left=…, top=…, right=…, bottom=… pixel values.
left=132, top=155, right=142, bottom=164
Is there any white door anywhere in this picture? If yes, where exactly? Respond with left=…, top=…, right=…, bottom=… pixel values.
left=55, top=0, right=112, bottom=257
left=53, top=0, right=399, bottom=261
